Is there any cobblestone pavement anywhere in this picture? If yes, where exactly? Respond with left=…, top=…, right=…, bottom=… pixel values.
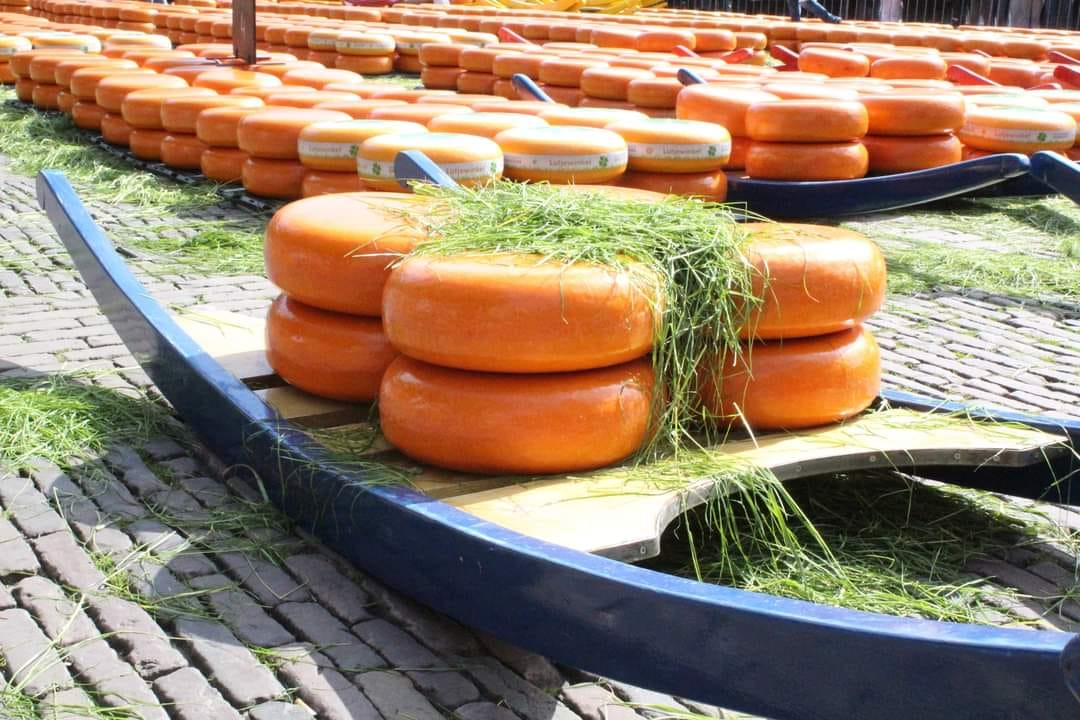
left=0, top=154, right=1078, bottom=720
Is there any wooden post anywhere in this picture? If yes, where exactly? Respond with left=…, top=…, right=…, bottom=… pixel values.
left=232, top=0, right=256, bottom=64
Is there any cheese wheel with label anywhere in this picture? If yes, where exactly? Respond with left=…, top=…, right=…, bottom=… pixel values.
left=300, top=170, right=363, bottom=197
left=861, top=92, right=965, bottom=135
left=739, top=222, right=886, bottom=339
left=298, top=119, right=426, bottom=171
left=267, top=294, right=398, bottom=402
left=160, top=93, right=263, bottom=133
left=606, top=117, right=732, bottom=173
left=863, top=134, right=962, bottom=173
left=701, top=325, right=879, bottom=431
left=200, top=146, right=247, bottom=183
left=335, top=31, right=395, bottom=57
left=746, top=100, right=869, bottom=142
left=358, top=132, right=502, bottom=191
left=242, top=157, right=307, bottom=200
left=428, top=111, right=547, bottom=139
left=383, top=253, right=660, bottom=373
left=264, top=192, right=434, bottom=316
left=959, top=106, right=1077, bottom=152
left=496, top=126, right=628, bottom=184
left=676, top=85, right=780, bottom=137
left=746, top=141, right=869, bottom=180
left=237, top=108, right=351, bottom=159
left=379, top=355, right=654, bottom=475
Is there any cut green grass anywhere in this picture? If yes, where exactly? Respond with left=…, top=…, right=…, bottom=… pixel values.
left=131, top=220, right=267, bottom=276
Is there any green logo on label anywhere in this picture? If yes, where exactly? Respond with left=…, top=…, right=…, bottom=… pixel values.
left=708, top=145, right=716, bottom=157
left=1037, top=132, right=1047, bottom=142
left=598, top=155, right=608, bottom=168
left=490, top=161, right=497, bottom=174
left=372, top=162, right=382, bottom=176
left=349, top=144, right=359, bottom=158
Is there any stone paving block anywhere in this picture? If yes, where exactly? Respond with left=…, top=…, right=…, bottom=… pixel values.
left=406, top=668, right=481, bottom=710
left=284, top=554, right=373, bottom=625
left=79, top=469, right=145, bottom=521
left=248, top=700, right=316, bottom=720
left=205, top=586, right=295, bottom=649
left=143, top=437, right=185, bottom=461
left=477, top=632, right=564, bottom=690
left=216, top=552, right=310, bottom=606
left=38, top=687, right=97, bottom=720
left=13, top=576, right=97, bottom=647
left=82, top=524, right=135, bottom=562
left=123, top=559, right=187, bottom=605
left=274, top=602, right=384, bottom=673
left=604, top=679, right=688, bottom=717
left=66, top=637, right=170, bottom=720
left=356, top=670, right=443, bottom=720
left=0, top=473, right=68, bottom=537
left=0, top=608, right=74, bottom=697
left=30, top=532, right=103, bottom=591
left=458, top=657, right=581, bottom=720
left=456, top=702, right=522, bottom=720
left=0, top=580, right=14, bottom=609
left=86, top=595, right=187, bottom=679
left=276, top=645, right=380, bottom=720
left=159, top=456, right=202, bottom=479
left=148, top=487, right=209, bottom=523
left=560, top=683, right=644, bottom=720
left=360, top=583, right=481, bottom=657
left=174, top=617, right=285, bottom=706
left=0, top=515, right=42, bottom=577
left=153, top=666, right=242, bottom=720
left=1026, top=560, right=1076, bottom=592
left=352, top=617, right=441, bottom=668
left=178, top=476, right=232, bottom=507
left=106, top=445, right=170, bottom=498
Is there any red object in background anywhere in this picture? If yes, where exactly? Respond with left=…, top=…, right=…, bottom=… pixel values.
left=345, top=0, right=401, bottom=6
left=673, top=45, right=698, bottom=58
left=498, top=27, right=534, bottom=45
left=1049, top=50, right=1080, bottom=65
left=719, top=47, right=753, bottom=64
left=946, top=64, right=999, bottom=85
left=769, top=44, right=799, bottom=71
left=1054, top=64, right=1080, bottom=88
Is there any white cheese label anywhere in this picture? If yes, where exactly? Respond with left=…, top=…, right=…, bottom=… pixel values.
left=357, top=157, right=503, bottom=180
left=961, top=122, right=1075, bottom=146
left=626, top=141, right=731, bottom=161
left=299, top=140, right=360, bottom=159
left=503, top=150, right=628, bottom=172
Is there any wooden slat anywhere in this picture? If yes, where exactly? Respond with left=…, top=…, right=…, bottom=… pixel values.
left=173, top=309, right=278, bottom=385
left=254, top=387, right=370, bottom=428
left=444, top=410, right=1068, bottom=562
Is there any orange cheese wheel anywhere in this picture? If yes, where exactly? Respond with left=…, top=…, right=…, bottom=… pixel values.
left=267, top=294, right=397, bottom=402
left=0, top=65, right=14, bottom=86
left=10, top=49, right=83, bottom=79
left=496, top=125, right=628, bottom=184
left=368, top=103, right=473, bottom=127
left=472, top=100, right=567, bottom=116
left=250, top=60, right=323, bottom=79
left=200, top=146, right=247, bottom=183
left=579, top=66, right=653, bottom=101
left=420, top=66, right=465, bottom=91
left=1054, top=103, right=1080, bottom=146
left=263, top=90, right=359, bottom=109
left=28, top=51, right=82, bottom=83
left=626, top=76, right=683, bottom=109
left=618, top=169, right=727, bottom=200
left=860, top=92, right=964, bottom=135
left=959, top=106, right=1077, bottom=152
left=421, top=95, right=510, bottom=109
left=56, top=89, right=77, bottom=114
left=418, top=41, right=470, bottom=67
left=14, top=78, right=35, bottom=103
left=162, top=64, right=228, bottom=85
left=606, top=117, right=732, bottom=173
left=121, top=87, right=215, bottom=129
left=862, top=134, right=962, bottom=173
left=870, top=55, right=947, bottom=80
left=300, top=170, right=363, bottom=197
left=312, top=98, right=408, bottom=119
left=69, top=65, right=152, bottom=100
left=760, top=82, right=859, bottom=102
left=96, top=73, right=187, bottom=113
left=196, top=105, right=267, bottom=147
left=100, top=111, right=134, bottom=146
left=160, top=132, right=208, bottom=170
left=264, top=192, right=433, bottom=316
left=539, top=84, right=586, bottom=107
left=193, top=68, right=280, bottom=93
left=701, top=325, right=879, bottom=431
left=491, top=52, right=544, bottom=80
left=335, top=55, right=394, bottom=75
left=964, top=93, right=1048, bottom=110
left=128, top=128, right=168, bottom=160
left=335, top=31, right=395, bottom=57
left=298, top=119, right=426, bottom=172
left=358, top=132, right=502, bottom=191
left=739, top=222, right=885, bottom=339
left=637, top=29, right=696, bottom=53
left=456, top=71, right=498, bottom=95
left=365, top=88, right=455, bottom=103
left=538, top=57, right=608, bottom=88
left=428, top=111, right=547, bottom=139
left=31, top=81, right=61, bottom=110
left=281, top=67, right=362, bottom=89
left=53, top=57, right=132, bottom=88
left=538, top=106, right=646, bottom=129
left=379, top=355, right=654, bottom=475
left=383, top=253, right=659, bottom=373
left=71, top=100, right=105, bottom=129
left=459, top=47, right=504, bottom=73
left=241, top=157, right=307, bottom=200
left=745, top=141, right=869, bottom=180
left=237, top=107, right=351, bottom=159
left=987, top=60, right=1042, bottom=88
left=160, top=94, right=263, bottom=134
left=676, top=85, right=779, bottom=137
left=798, top=47, right=869, bottom=78
left=746, top=100, right=868, bottom=142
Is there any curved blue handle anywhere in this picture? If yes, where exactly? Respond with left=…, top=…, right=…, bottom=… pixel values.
left=727, top=153, right=1031, bottom=218
left=677, top=67, right=708, bottom=86
left=1029, top=151, right=1080, bottom=205
left=394, top=150, right=460, bottom=190
left=512, top=73, right=554, bottom=103
left=1063, top=634, right=1080, bottom=704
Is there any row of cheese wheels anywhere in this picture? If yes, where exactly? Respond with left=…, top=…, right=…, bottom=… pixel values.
left=27, top=0, right=1080, bottom=64
left=263, top=191, right=885, bottom=474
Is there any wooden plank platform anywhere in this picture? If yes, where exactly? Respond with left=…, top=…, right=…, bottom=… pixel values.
left=181, top=308, right=1071, bottom=562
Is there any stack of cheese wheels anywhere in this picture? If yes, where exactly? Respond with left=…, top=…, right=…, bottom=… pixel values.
left=28, top=49, right=84, bottom=110
left=676, top=84, right=780, bottom=171
left=236, top=107, right=350, bottom=199
left=10, top=48, right=82, bottom=104
left=744, top=98, right=870, bottom=180
left=67, top=60, right=146, bottom=131
left=609, top=117, right=732, bottom=201
left=580, top=66, right=655, bottom=110
left=297, top=119, right=425, bottom=197
left=264, top=193, right=431, bottom=405
left=958, top=105, right=1077, bottom=156
left=626, top=76, right=684, bottom=118
left=456, top=46, right=502, bottom=96
left=334, top=30, right=395, bottom=76
left=357, top=131, right=503, bottom=192
left=860, top=92, right=965, bottom=173
left=196, top=103, right=267, bottom=183
left=418, top=42, right=468, bottom=91
left=96, top=72, right=188, bottom=148
left=700, top=223, right=886, bottom=431
left=121, top=86, right=214, bottom=163
left=495, top=125, right=628, bottom=184
left=380, top=252, right=659, bottom=475
left=395, top=31, right=450, bottom=75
